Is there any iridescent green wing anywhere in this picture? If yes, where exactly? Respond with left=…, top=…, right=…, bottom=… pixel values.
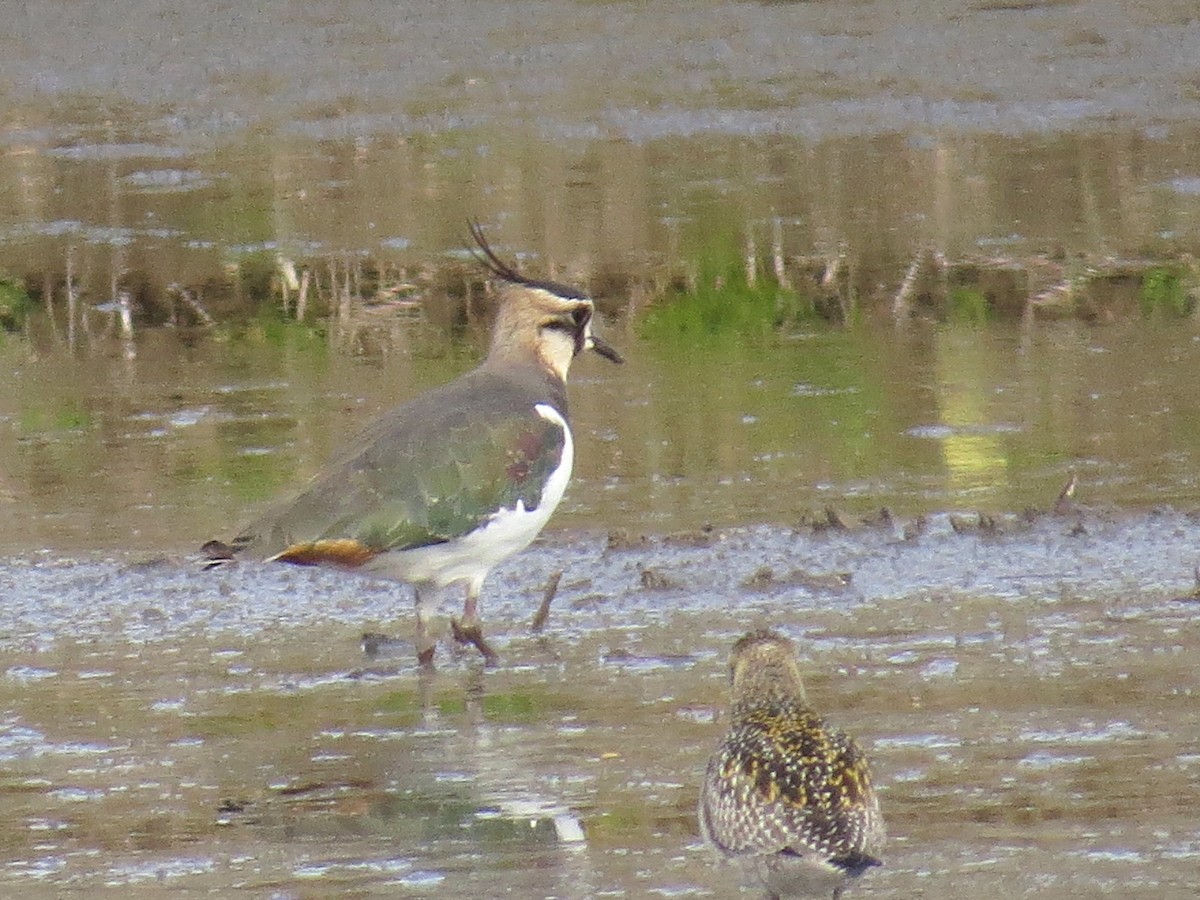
left=350, top=405, right=567, bottom=551
left=246, top=398, right=566, bottom=556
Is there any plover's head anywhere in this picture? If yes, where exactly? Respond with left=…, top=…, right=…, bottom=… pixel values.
left=728, top=629, right=809, bottom=710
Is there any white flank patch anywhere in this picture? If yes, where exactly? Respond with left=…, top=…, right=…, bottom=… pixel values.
left=374, top=403, right=573, bottom=589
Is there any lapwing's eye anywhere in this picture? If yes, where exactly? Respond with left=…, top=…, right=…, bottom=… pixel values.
left=571, top=305, right=591, bottom=328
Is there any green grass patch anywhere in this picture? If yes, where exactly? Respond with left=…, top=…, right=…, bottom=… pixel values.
left=950, top=287, right=991, bottom=324
left=639, top=236, right=811, bottom=343
left=1140, top=266, right=1193, bottom=316
left=0, top=274, right=32, bottom=331
left=19, top=399, right=92, bottom=434
left=376, top=687, right=557, bottom=723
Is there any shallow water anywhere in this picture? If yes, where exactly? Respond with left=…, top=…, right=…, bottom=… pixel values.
left=5, top=319, right=1200, bottom=556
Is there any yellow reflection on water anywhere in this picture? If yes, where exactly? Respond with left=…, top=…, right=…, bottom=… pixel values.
left=932, top=327, right=1015, bottom=497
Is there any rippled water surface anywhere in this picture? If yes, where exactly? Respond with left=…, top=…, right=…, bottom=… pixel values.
left=1, top=516, right=1199, bottom=897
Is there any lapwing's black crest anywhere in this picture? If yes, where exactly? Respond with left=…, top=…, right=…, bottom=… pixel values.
left=467, top=219, right=590, bottom=302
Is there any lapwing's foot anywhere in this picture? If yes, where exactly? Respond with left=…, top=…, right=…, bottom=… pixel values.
left=449, top=616, right=475, bottom=645
left=450, top=618, right=499, bottom=667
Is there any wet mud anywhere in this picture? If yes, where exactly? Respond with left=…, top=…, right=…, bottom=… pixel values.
left=4, top=0, right=1200, bottom=139
left=1, top=509, right=1199, bottom=897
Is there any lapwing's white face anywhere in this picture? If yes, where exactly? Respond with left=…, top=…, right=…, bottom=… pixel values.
left=469, top=224, right=623, bottom=379
left=489, top=280, right=621, bottom=379
left=533, top=291, right=597, bottom=380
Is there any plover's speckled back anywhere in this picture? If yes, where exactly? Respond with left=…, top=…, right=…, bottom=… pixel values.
left=699, top=629, right=885, bottom=899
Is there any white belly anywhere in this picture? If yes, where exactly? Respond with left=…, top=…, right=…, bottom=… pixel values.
left=367, top=403, right=574, bottom=589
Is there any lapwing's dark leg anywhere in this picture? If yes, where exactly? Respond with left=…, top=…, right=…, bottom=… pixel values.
left=450, top=580, right=499, bottom=665
left=414, top=585, right=436, bottom=668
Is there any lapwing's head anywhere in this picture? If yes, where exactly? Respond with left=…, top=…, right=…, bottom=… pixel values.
left=728, top=629, right=808, bottom=711
left=469, top=221, right=623, bottom=381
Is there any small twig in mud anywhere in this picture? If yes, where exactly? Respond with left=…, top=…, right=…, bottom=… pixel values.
left=1054, top=471, right=1078, bottom=515
left=893, top=252, right=926, bottom=317
left=1027, top=277, right=1077, bottom=314
left=744, top=231, right=757, bottom=287
left=168, top=284, right=216, bottom=327
left=530, top=570, right=563, bottom=634
left=822, top=254, right=842, bottom=288
left=296, top=269, right=311, bottom=320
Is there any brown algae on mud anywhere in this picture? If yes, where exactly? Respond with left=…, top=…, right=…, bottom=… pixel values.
left=1, top=511, right=1199, bottom=895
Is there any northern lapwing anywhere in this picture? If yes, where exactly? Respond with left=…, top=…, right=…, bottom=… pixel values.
left=699, top=630, right=885, bottom=899
left=203, top=222, right=622, bottom=666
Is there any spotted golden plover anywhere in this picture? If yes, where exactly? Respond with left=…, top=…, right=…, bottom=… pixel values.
left=699, top=629, right=885, bottom=899
left=203, top=222, right=622, bottom=666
